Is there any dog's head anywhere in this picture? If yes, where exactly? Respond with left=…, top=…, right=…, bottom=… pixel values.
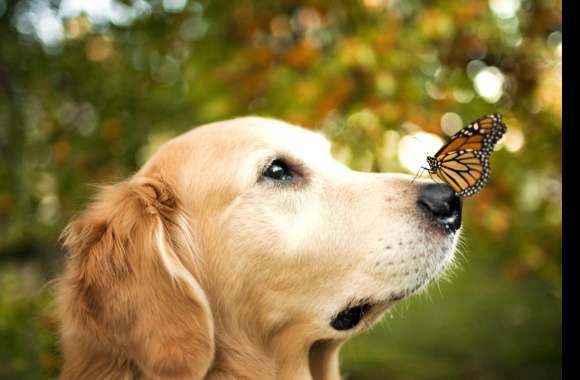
left=58, top=116, right=461, bottom=379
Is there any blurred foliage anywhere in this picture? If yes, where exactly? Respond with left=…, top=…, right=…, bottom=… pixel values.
left=0, top=0, right=561, bottom=379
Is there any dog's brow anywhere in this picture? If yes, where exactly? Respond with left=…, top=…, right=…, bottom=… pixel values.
left=259, top=152, right=307, bottom=175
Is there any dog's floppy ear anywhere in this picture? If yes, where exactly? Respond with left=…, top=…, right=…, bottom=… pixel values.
left=57, top=176, right=214, bottom=379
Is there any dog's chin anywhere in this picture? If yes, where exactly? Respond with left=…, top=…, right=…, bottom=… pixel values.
left=330, top=243, right=456, bottom=332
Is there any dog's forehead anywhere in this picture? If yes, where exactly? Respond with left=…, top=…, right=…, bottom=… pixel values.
left=258, top=123, right=331, bottom=158
left=207, top=117, right=336, bottom=169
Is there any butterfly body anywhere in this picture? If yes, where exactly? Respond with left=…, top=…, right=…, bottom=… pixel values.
left=426, top=113, right=506, bottom=197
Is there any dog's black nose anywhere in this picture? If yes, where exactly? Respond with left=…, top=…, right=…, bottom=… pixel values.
left=418, top=184, right=462, bottom=232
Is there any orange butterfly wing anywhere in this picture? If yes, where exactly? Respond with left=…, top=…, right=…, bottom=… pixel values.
left=436, top=151, right=487, bottom=195
left=426, top=113, right=506, bottom=197
left=434, top=135, right=484, bottom=159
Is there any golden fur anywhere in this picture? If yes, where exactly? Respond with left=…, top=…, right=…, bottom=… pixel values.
left=56, top=117, right=459, bottom=379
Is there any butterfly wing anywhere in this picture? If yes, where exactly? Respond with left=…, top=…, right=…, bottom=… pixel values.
left=433, top=134, right=485, bottom=159
left=433, top=113, right=505, bottom=158
left=428, top=113, right=506, bottom=197
left=436, top=150, right=489, bottom=196
left=450, top=113, right=504, bottom=139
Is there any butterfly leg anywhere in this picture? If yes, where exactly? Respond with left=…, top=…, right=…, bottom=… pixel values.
left=412, top=166, right=429, bottom=183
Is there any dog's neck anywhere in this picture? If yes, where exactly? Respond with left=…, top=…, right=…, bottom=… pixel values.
left=198, top=256, right=346, bottom=380
left=205, top=316, right=344, bottom=380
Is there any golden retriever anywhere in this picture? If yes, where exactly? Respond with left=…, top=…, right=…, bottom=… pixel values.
left=56, top=116, right=462, bottom=379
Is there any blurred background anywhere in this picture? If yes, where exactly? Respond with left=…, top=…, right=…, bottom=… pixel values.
left=0, top=0, right=561, bottom=379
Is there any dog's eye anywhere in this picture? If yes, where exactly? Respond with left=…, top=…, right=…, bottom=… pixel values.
left=263, top=159, right=294, bottom=182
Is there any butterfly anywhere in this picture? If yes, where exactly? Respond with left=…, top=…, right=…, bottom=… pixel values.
left=424, top=113, right=507, bottom=197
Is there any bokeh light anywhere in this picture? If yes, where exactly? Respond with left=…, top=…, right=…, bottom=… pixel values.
left=503, top=127, right=525, bottom=152
left=440, top=112, right=463, bottom=136
left=163, top=0, right=188, bottom=13
left=489, top=0, right=521, bottom=19
left=398, top=131, right=445, bottom=174
left=474, top=66, right=505, bottom=103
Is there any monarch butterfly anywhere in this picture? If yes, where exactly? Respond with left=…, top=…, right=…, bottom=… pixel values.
left=424, top=113, right=507, bottom=197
